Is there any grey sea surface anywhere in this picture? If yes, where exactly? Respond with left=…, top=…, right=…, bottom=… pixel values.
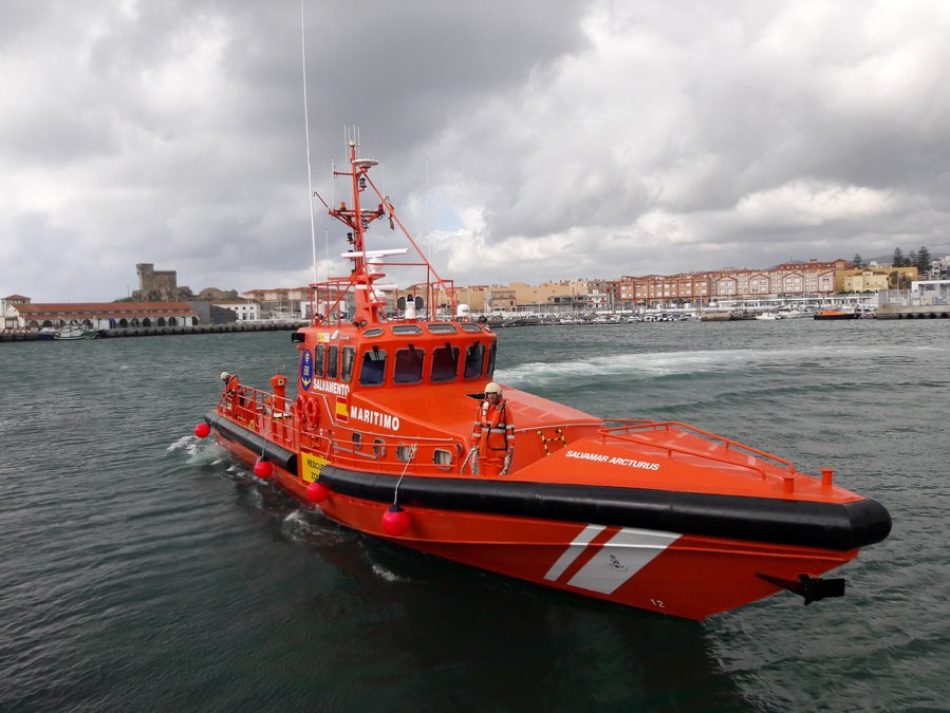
left=0, top=320, right=947, bottom=712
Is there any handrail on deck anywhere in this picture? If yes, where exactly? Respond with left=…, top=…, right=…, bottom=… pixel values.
left=328, top=419, right=468, bottom=475
left=218, top=385, right=301, bottom=451
left=598, top=418, right=796, bottom=481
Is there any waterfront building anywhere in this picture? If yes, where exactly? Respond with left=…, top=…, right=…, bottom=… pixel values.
left=836, top=266, right=919, bottom=292
left=240, top=287, right=309, bottom=319
left=619, top=259, right=845, bottom=307
left=1, top=295, right=31, bottom=331
left=457, top=285, right=490, bottom=313
left=487, top=287, right=517, bottom=312
left=8, top=301, right=198, bottom=330
left=211, top=299, right=261, bottom=321
left=910, top=279, right=950, bottom=306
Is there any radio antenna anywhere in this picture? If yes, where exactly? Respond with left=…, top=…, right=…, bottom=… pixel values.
left=299, top=0, right=317, bottom=282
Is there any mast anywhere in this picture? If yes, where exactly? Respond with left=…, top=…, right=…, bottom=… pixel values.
left=320, top=133, right=457, bottom=327
left=328, top=136, right=385, bottom=325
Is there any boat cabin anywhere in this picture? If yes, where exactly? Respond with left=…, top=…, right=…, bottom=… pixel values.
left=290, top=319, right=500, bottom=477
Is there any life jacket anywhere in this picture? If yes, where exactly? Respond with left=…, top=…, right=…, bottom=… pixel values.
left=475, top=399, right=514, bottom=453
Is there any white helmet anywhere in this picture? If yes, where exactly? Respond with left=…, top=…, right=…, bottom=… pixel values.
left=484, top=382, right=502, bottom=394
left=220, top=371, right=231, bottom=381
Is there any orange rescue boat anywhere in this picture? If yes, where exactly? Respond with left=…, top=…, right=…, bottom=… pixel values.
left=199, top=141, right=890, bottom=620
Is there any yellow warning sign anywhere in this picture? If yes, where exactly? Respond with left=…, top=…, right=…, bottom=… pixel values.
left=300, top=452, right=329, bottom=483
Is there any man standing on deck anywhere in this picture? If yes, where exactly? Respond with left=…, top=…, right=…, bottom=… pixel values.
left=471, top=382, right=515, bottom=476
left=221, top=371, right=241, bottom=409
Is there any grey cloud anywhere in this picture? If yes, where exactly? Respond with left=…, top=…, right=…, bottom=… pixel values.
left=3, top=0, right=950, bottom=302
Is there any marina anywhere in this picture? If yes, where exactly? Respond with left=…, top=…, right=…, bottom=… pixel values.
left=1, top=320, right=946, bottom=711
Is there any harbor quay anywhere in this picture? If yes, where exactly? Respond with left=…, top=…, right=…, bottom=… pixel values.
left=0, top=320, right=305, bottom=343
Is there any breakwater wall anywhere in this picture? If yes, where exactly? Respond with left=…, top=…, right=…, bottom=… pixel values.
left=0, top=321, right=306, bottom=343
left=876, top=305, right=950, bottom=319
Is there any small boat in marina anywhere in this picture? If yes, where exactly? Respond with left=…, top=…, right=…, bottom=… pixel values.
left=814, top=307, right=860, bottom=320
left=197, top=139, right=890, bottom=621
left=755, top=312, right=782, bottom=321
left=54, top=327, right=99, bottom=340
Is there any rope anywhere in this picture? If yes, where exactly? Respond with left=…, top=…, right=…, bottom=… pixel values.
left=392, top=443, right=417, bottom=507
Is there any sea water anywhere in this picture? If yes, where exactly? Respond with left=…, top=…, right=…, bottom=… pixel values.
left=1, top=321, right=947, bottom=712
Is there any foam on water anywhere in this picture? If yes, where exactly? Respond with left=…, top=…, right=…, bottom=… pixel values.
left=497, top=343, right=936, bottom=386
left=166, top=435, right=196, bottom=453
left=371, top=562, right=410, bottom=583
left=167, top=434, right=227, bottom=466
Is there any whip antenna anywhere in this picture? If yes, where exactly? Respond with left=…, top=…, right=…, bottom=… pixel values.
left=300, top=0, right=317, bottom=282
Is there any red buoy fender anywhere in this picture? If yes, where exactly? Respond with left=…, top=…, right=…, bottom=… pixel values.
left=194, top=422, right=211, bottom=439
left=254, top=458, right=274, bottom=479
left=381, top=505, right=410, bottom=536
left=305, top=481, right=330, bottom=504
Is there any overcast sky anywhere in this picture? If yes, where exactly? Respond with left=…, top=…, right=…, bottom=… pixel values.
left=3, top=0, right=950, bottom=302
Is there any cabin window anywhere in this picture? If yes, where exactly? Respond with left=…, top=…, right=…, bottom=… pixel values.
left=486, top=342, right=497, bottom=377
left=341, top=347, right=356, bottom=382
left=460, top=323, right=483, bottom=333
left=327, top=345, right=339, bottom=378
left=394, top=347, right=425, bottom=384
left=433, top=449, right=453, bottom=467
left=359, top=347, right=387, bottom=386
left=427, top=323, right=457, bottom=334
left=396, top=445, right=414, bottom=462
left=392, top=324, right=423, bottom=335
left=373, top=438, right=386, bottom=458
left=363, top=328, right=384, bottom=337
left=463, top=342, right=485, bottom=380
left=431, top=344, right=459, bottom=382
left=315, top=344, right=325, bottom=376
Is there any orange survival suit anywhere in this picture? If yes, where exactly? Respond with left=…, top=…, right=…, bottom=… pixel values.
left=471, top=388, right=515, bottom=476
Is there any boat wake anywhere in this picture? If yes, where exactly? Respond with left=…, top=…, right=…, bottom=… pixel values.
left=282, top=509, right=354, bottom=546
left=167, top=434, right=227, bottom=465
left=370, top=562, right=410, bottom=583
left=498, top=345, right=923, bottom=386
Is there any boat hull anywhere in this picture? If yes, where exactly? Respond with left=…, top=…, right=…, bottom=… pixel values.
left=315, top=487, right=857, bottom=620
left=210, top=422, right=888, bottom=620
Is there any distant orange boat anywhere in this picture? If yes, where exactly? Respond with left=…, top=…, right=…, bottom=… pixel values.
left=195, top=140, right=890, bottom=620
left=814, top=307, right=860, bottom=320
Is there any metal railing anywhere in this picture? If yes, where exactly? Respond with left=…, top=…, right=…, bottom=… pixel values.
left=598, top=418, right=797, bottom=482
left=218, top=385, right=300, bottom=451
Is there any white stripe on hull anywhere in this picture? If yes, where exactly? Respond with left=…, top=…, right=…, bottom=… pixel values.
left=566, top=527, right=681, bottom=595
left=543, top=524, right=606, bottom=581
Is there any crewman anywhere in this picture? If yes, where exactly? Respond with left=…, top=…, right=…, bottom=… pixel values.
left=470, top=382, right=515, bottom=476
left=221, top=371, right=242, bottom=409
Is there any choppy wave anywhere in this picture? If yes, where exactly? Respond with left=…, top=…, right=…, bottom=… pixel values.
left=2, top=323, right=946, bottom=713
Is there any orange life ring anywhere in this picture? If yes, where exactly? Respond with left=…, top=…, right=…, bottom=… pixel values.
left=302, top=397, right=320, bottom=432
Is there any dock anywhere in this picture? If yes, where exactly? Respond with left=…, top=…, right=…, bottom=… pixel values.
left=0, top=320, right=306, bottom=343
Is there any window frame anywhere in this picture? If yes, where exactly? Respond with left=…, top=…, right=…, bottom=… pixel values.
left=463, top=341, right=485, bottom=380
left=393, top=346, right=425, bottom=385
left=430, top=343, right=460, bottom=383
left=359, top=346, right=388, bottom=386
left=327, top=345, right=339, bottom=379
left=341, top=346, right=356, bottom=382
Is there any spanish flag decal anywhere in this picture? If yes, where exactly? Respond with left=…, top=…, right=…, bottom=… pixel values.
left=335, top=400, right=349, bottom=417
